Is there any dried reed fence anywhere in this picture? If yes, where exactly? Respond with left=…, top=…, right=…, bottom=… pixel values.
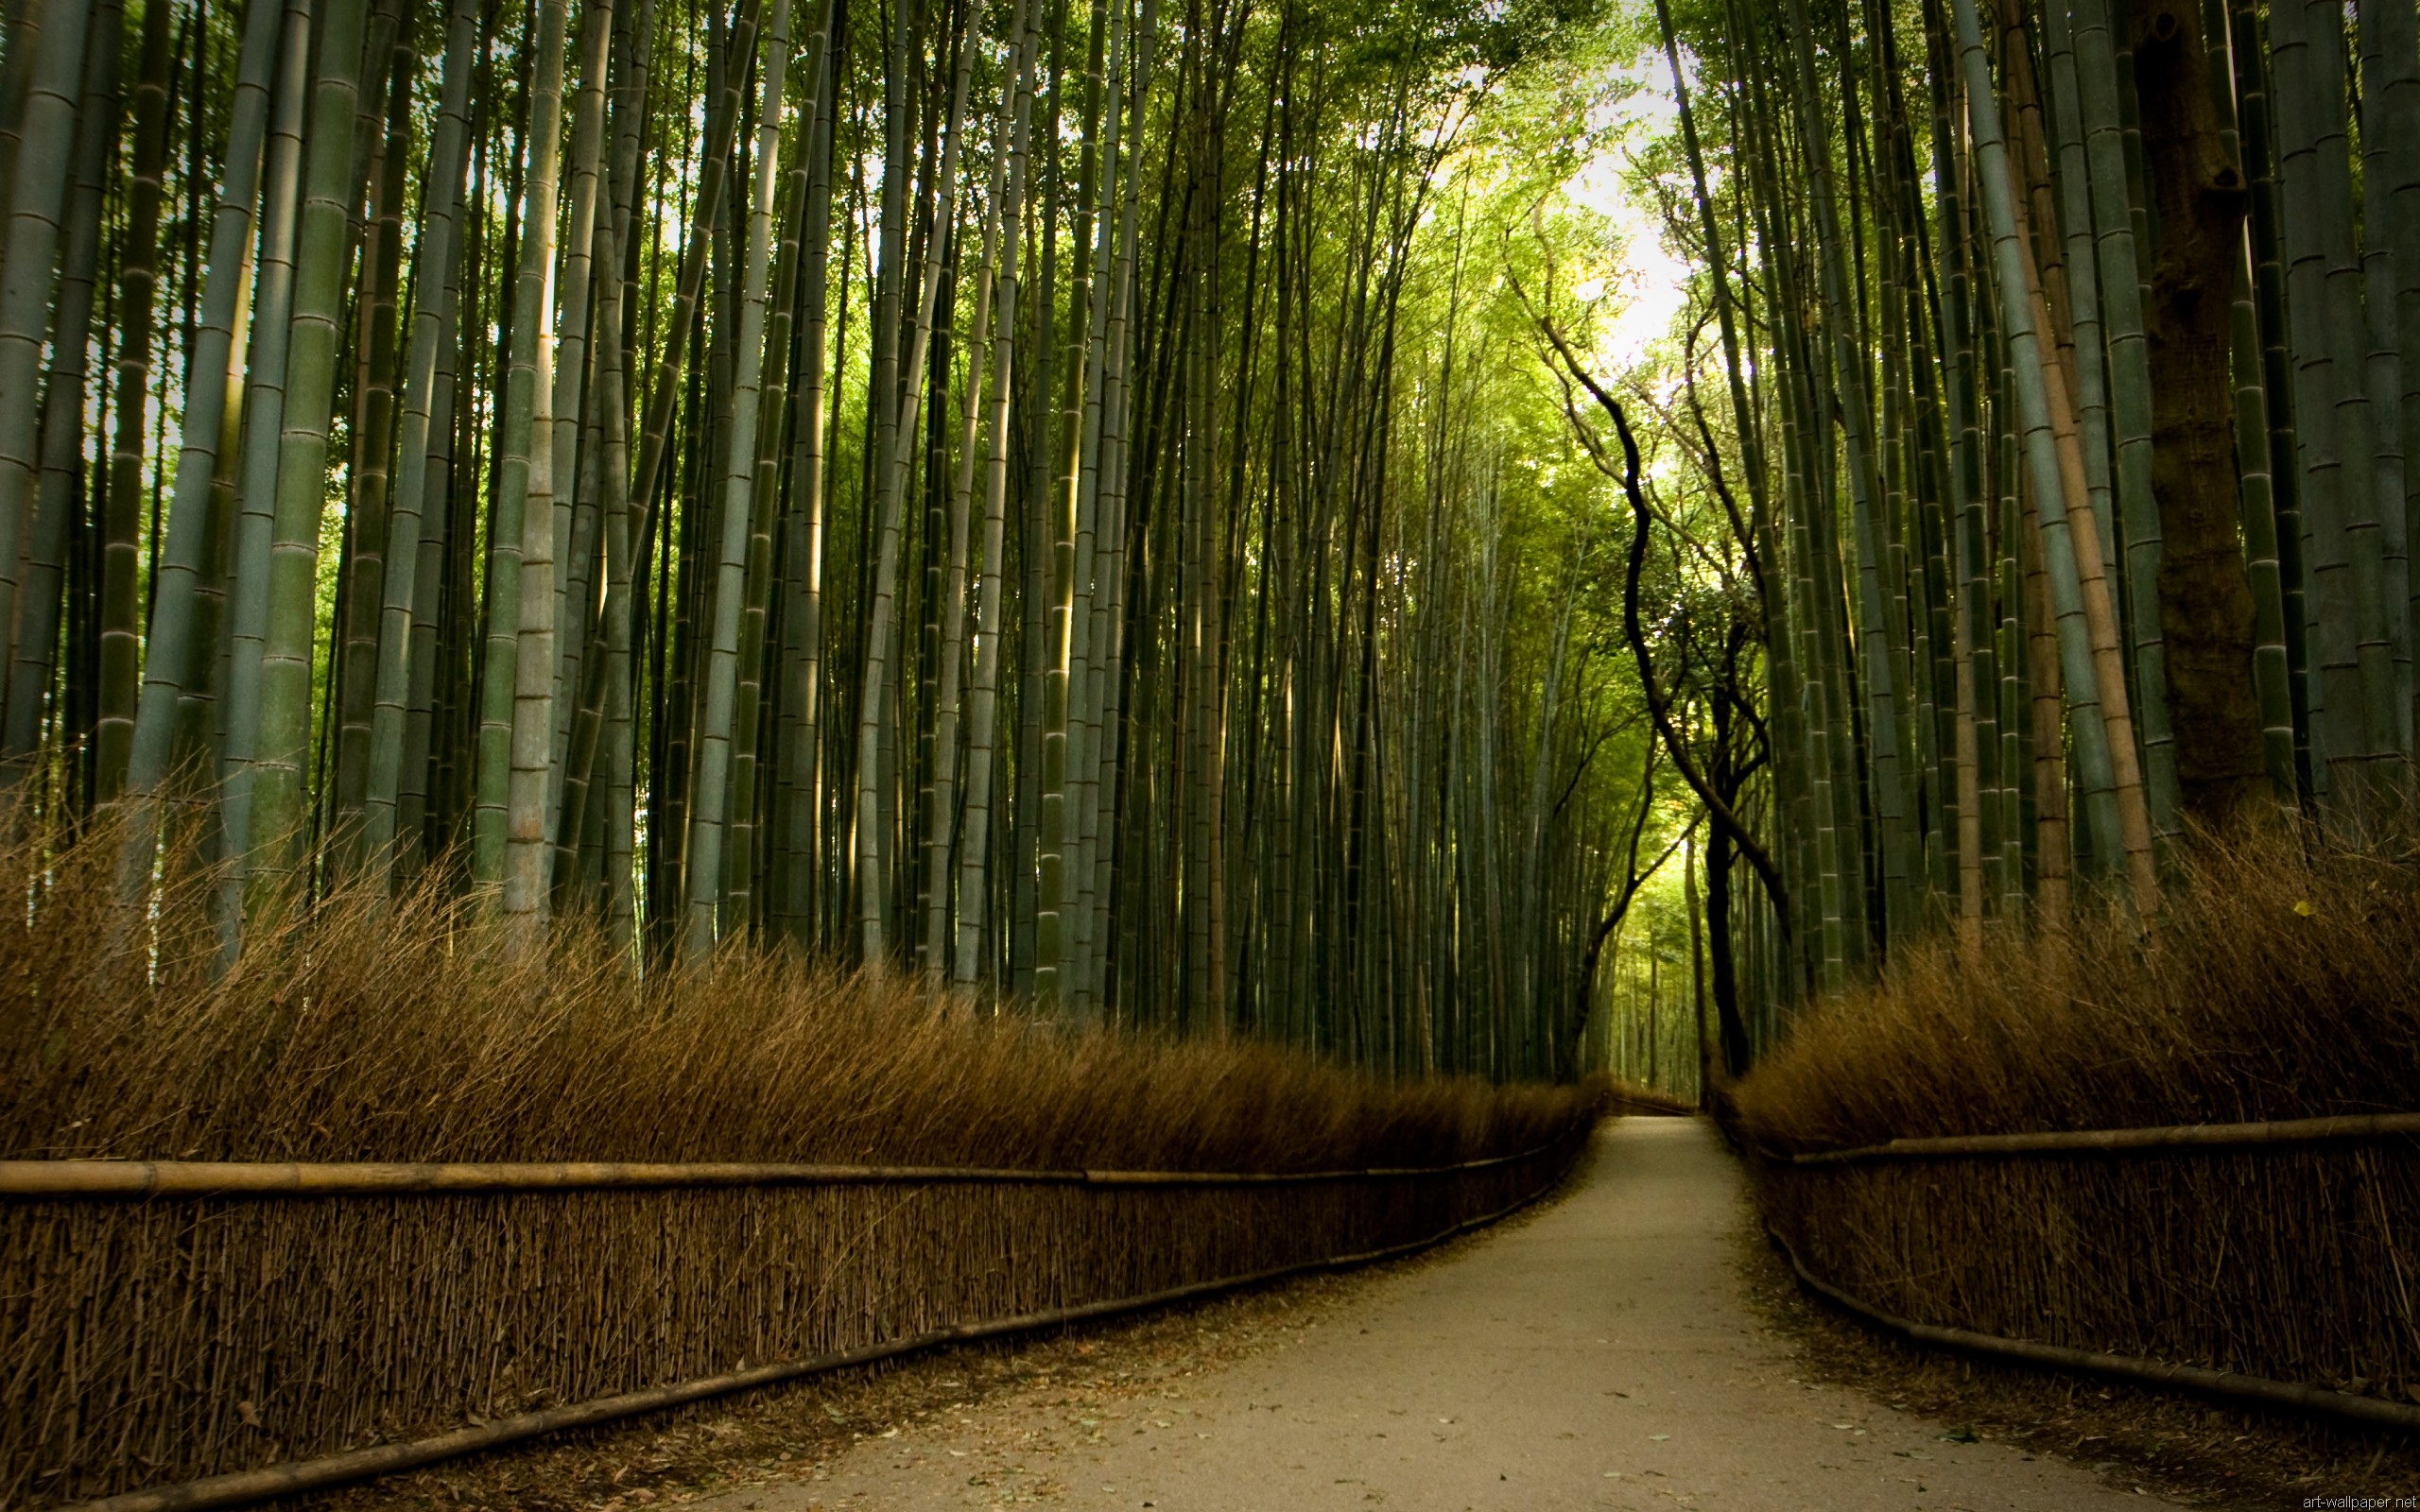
left=1745, top=1131, right=2420, bottom=1425
left=0, top=821, right=1604, bottom=1507
left=1731, top=824, right=2420, bottom=1429
left=5, top=1133, right=1590, bottom=1508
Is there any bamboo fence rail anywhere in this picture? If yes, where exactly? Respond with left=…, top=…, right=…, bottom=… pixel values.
left=1, top=1124, right=1594, bottom=1507
left=0, top=1142, right=1564, bottom=1198
left=1765, top=1110, right=2420, bottom=1163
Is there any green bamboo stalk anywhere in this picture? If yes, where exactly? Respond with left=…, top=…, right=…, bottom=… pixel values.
left=469, top=0, right=567, bottom=921
left=1920, top=0, right=1999, bottom=923
left=214, top=0, right=312, bottom=935
left=626, top=0, right=759, bottom=529
left=0, top=0, right=94, bottom=776
left=1772, top=303, right=1847, bottom=990
left=1074, top=0, right=1154, bottom=1015
left=92, top=0, right=175, bottom=802
left=2, top=0, right=117, bottom=793
left=2067, top=0, right=2180, bottom=841
left=1005, top=0, right=1065, bottom=992
left=361, top=0, right=479, bottom=877
left=1033, top=0, right=1115, bottom=1005
left=554, top=0, right=659, bottom=918
left=2358, top=0, right=2420, bottom=747
left=2207, top=4, right=2296, bottom=806
left=855, top=0, right=914, bottom=954
left=1068, top=263, right=1144, bottom=1017
left=595, top=274, right=637, bottom=942
left=1752, top=23, right=1869, bottom=971
left=118, top=0, right=285, bottom=886
left=0, top=0, right=39, bottom=233
left=328, top=21, right=415, bottom=861
left=2232, top=0, right=2314, bottom=799
left=1664, top=0, right=1798, bottom=967
left=1883, top=45, right=1962, bottom=926
left=599, top=0, right=656, bottom=941
left=2230, top=234, right=2300, bottom=802
left=722, top=142, right=809, bottom=933
left=551, top=277, right=623, bottom=913
left=544, top=0, right=616, bottom=847
left=1784, top=0, right=1916, bottom=951
left=774, top=0, right=839, bottom=943
left=2014, top=180, right=2160, bottom=914
left=2269, top=0, right=2404, bottom=804
left=632, top=0, right=758, bottom=950
left=1738, top=50, right=1844, bottom=988
left=1721, top=34, right=1817, bottom=990
left=394, top=233, right=462, bottom=878
left=683, top=0, right=797, bottom=960
left=851, top=0, right=977, bottom=963
left=245, top=0, right=369, bottom=902
left=2019, top=463, right=2072, bottom=931
left=955, top=1, right=1039, bottom=985
left=1948, top=0, right=2154, bottom=918
left=925, top=234, right=989, bottom=976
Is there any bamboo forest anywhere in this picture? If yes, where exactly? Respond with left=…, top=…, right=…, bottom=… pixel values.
left=6, top=0, right=2419, bottom=1502
left=5, top=0, right=1668, bottom=1078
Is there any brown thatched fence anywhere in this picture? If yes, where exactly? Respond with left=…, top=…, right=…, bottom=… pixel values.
left=1745, top=1113, right=2420, bottom=1433
left=1, top=1124, right=1592, bottom=1511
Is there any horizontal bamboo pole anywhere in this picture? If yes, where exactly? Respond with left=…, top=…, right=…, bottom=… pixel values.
left=54, top=1139, right=1588, bottom=1512
left=1766, top=1223, right=2420, bottom=1433
left=0, top=1139, right=1568, bottom=1200
left=1768, top=1110, right=2420, bottom=1165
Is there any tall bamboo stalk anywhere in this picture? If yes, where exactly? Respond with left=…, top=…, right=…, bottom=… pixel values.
left=246, top=0, right=369, bottom=903
left=683, top=0, right=797, bottom=958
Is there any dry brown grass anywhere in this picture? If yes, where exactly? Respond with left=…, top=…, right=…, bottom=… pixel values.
left=1734, top=819, right=2420, bottom=1153
left=1726, top=821, right=2420, bottom=1441
left=5, top=818, right=1592, bottom=1171
left=0, top=819, right=1601, bottom=1507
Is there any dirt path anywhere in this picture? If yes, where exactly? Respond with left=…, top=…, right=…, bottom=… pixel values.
left=691, top=1118, right=2180, bottom=1511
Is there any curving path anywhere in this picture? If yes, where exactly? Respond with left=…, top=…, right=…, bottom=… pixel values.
left=697, top=1118, right=2179, bottom=1510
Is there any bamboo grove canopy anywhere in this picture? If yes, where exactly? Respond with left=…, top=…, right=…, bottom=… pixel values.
left=1607, top=0, right=2420, bottom=1028
left=0, top=0, right=1668, bottom=1077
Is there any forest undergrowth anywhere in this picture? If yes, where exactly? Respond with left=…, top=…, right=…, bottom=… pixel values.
left=1732, top=818, right=2420, bottom=1152
left=3, top=814, right=1603, bottom=1175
